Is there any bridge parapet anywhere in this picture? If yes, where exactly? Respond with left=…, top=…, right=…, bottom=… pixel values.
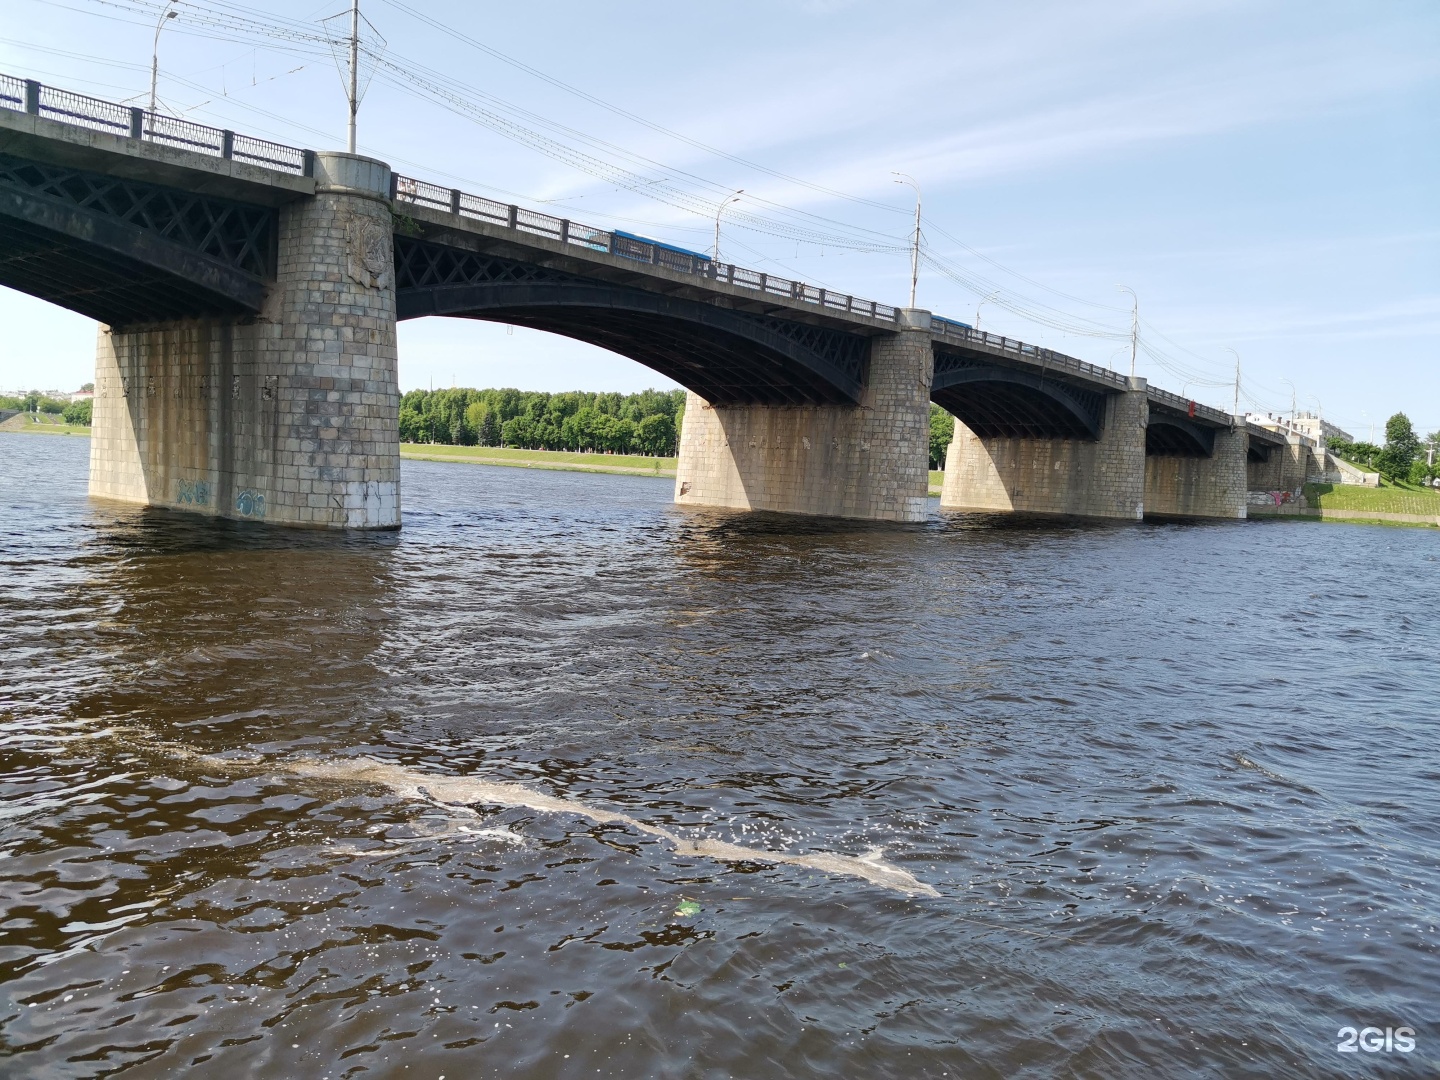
left=1, top=72, right=310, bottom=177
left=931, top=317, right=1131, bottom=393
left=392, top=173, right=899, bottom=328
left=1145, top=384, right=1235, bottom=428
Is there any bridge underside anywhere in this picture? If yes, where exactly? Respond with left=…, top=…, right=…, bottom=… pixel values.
left=0, top=152, right=272, bottom=325
left=930, top=350, right=1108, bottom=441
left=1145, top=413, right=1216, bottom=457
left=394, top=238, right=869, bottom=406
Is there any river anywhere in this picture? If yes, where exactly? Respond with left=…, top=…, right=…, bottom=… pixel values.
left=1, top=432, right=1436, bottom=1078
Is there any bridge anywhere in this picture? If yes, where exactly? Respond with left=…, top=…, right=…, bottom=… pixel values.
left=0, top=73, right=1301, bottom=528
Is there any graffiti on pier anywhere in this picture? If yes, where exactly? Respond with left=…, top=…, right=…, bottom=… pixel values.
left=235, top=490, right=267, bottom=519
left=176, top=479, right=211, bottom=506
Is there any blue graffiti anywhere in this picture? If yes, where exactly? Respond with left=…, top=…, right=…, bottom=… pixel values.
left=176, top=479, right=211, bottom=505
left=235, top=490, right=266, bottom=519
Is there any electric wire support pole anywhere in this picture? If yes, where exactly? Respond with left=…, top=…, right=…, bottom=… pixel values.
left=1225, top=347, right=1241, bottom=417
left=1116, top=284, right=1138, bottom=378
left=346, top=0, right=360, bottom=153
left=893, top=172, right=921, bottom=309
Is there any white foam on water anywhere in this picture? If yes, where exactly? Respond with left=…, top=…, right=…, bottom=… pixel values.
left=283, top=757, right=940, bottom=898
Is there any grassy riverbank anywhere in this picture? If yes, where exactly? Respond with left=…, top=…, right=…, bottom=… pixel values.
left=406, top=443, right=948, bottom=493
left=1304, top=481, right=1440, bottom=517
left=0, top=413, right=91, bottom=436
left=402, top=443, right=678, bottom=477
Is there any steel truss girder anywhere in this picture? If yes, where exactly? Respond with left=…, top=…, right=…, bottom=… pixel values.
left=1146, top=413, right=1216, bottom=457
left=394, top=237, right=869, bottom=405
left=0, top=152, right=273, bottom=323
left=931, top=351, right=1105, bottom=440
left=0, top=153, right=275, bottom=277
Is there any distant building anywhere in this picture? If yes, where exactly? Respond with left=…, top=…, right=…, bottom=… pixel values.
left=1289, top=411, right=1352, bottom=445
left=1244, top=411, right=1352, bottom=446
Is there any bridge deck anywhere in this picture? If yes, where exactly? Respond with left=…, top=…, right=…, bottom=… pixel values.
left=0, top=71, right=1246, bottom=420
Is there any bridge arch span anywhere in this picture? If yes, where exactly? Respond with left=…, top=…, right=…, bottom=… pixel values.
left=394, top=239, right=869, bottom=407
left=930, top=353, right=1105, bottom=440
left=1145, top=414, right=1216, bottom=457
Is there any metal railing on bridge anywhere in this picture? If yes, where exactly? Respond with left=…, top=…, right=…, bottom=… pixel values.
left=932, top=315, right=1131, bottom=390
left=3, top=69, right=1232, bottom=413
left=1146, top=384, right=1235, bottom=426
left=391, top=174, right=899, bottom=323
left=0, top=72, right=310, bottom=176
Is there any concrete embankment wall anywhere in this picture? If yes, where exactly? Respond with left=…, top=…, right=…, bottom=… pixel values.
left=89, top=153, right=400, bottom=529
left=939, top=383, right=1148, bottom=520
left=674, top=326, right=933, bottom=522
left=1248, top=505, right=1440, bottom=526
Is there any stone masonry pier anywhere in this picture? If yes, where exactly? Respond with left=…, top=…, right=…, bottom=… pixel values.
left=89, top=152, right=400, bottom=528
left=939, top=377, right=1149, bottom=520
left=673, top=311, right=934, bottom=522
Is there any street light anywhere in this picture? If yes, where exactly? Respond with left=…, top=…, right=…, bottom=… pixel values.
left=892, top=172, right=921, bottom=309
left=148, top=2, right=179, bottom=118
left=1115, top=285, right=1138, bottom=378
left=1223, top=347, right=1241, bottom=417
left=1280, top=377, right=1297, bottom=420
left=712, top=189, right=743, bottom=262
left=975, top=290, right=999, bottom=331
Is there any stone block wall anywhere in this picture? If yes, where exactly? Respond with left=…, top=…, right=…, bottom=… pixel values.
left=1246, top=438, right=1323, bottom=492
left=673, top=323, right=933, bottom=522
left=939, top=381, right=1148, bottom=520
left=89, top=152, right=400, bottom=529
left=1144, top=424, right=1248, bottom=519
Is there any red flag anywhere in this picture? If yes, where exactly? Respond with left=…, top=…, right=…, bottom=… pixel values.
left=1188, top=400, right=1196, bottom=418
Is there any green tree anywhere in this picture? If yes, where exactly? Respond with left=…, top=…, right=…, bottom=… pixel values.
left=62, top=399, right=92, bottom=425
left=636, top=412, right=676, bottom=456
left=1379, top=412, right=1420, bottom=479
left=929, top=404, right=955, bottom=470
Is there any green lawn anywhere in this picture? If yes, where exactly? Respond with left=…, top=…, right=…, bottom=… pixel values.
left=1305, top=481, right=1440, bottom=517
left=401, top=443, right=677, bottom=474
left=0, top=413, right=91, bottom=436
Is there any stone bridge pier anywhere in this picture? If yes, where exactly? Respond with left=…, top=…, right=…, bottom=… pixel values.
left=89, top=151, right=401, bottom=528
left=673, top=309, right=934, bottom=522
left=940, top=377, right=1150, bottom=520
left=1143, top=423, right=1248, bottom=519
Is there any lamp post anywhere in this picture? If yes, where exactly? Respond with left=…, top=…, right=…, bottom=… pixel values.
left=712, top=189, right=743, bottom=262
left=1223, top=347, right=1241, bottom=417
left=1115, top=284, right=1138, bottom=378
left=148, top=2, right=179, bottom=118
left=892, top=172, right=921, bottom=309
left=975, top=291, right=999, bottom=331
left=345, top=0, right=360, bottom=153
left=1280, top=377, right=1297, bottom=422
left=1308, top=394, right=1325, bottom=446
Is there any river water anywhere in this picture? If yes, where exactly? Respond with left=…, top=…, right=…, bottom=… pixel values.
left=1, top=432, right=1437, bottom=1078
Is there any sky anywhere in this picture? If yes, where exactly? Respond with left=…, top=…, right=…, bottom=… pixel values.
left=1, top=0, right=1436, bottom=439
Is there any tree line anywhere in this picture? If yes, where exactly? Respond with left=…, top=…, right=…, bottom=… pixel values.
left=399, top=387, right=687, bottom=457
left=1, top=389, right=92, bottom=425
left=1329, top=413, right=1439, bottom=486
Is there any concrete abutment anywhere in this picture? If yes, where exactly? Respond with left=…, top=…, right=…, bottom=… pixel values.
left=673, top=310, right=934, bottom=522
left=88, top=151, right=401, bottom=529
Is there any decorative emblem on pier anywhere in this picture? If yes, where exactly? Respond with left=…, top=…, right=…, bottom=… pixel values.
left=347, top=214, right=393, bottom=292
